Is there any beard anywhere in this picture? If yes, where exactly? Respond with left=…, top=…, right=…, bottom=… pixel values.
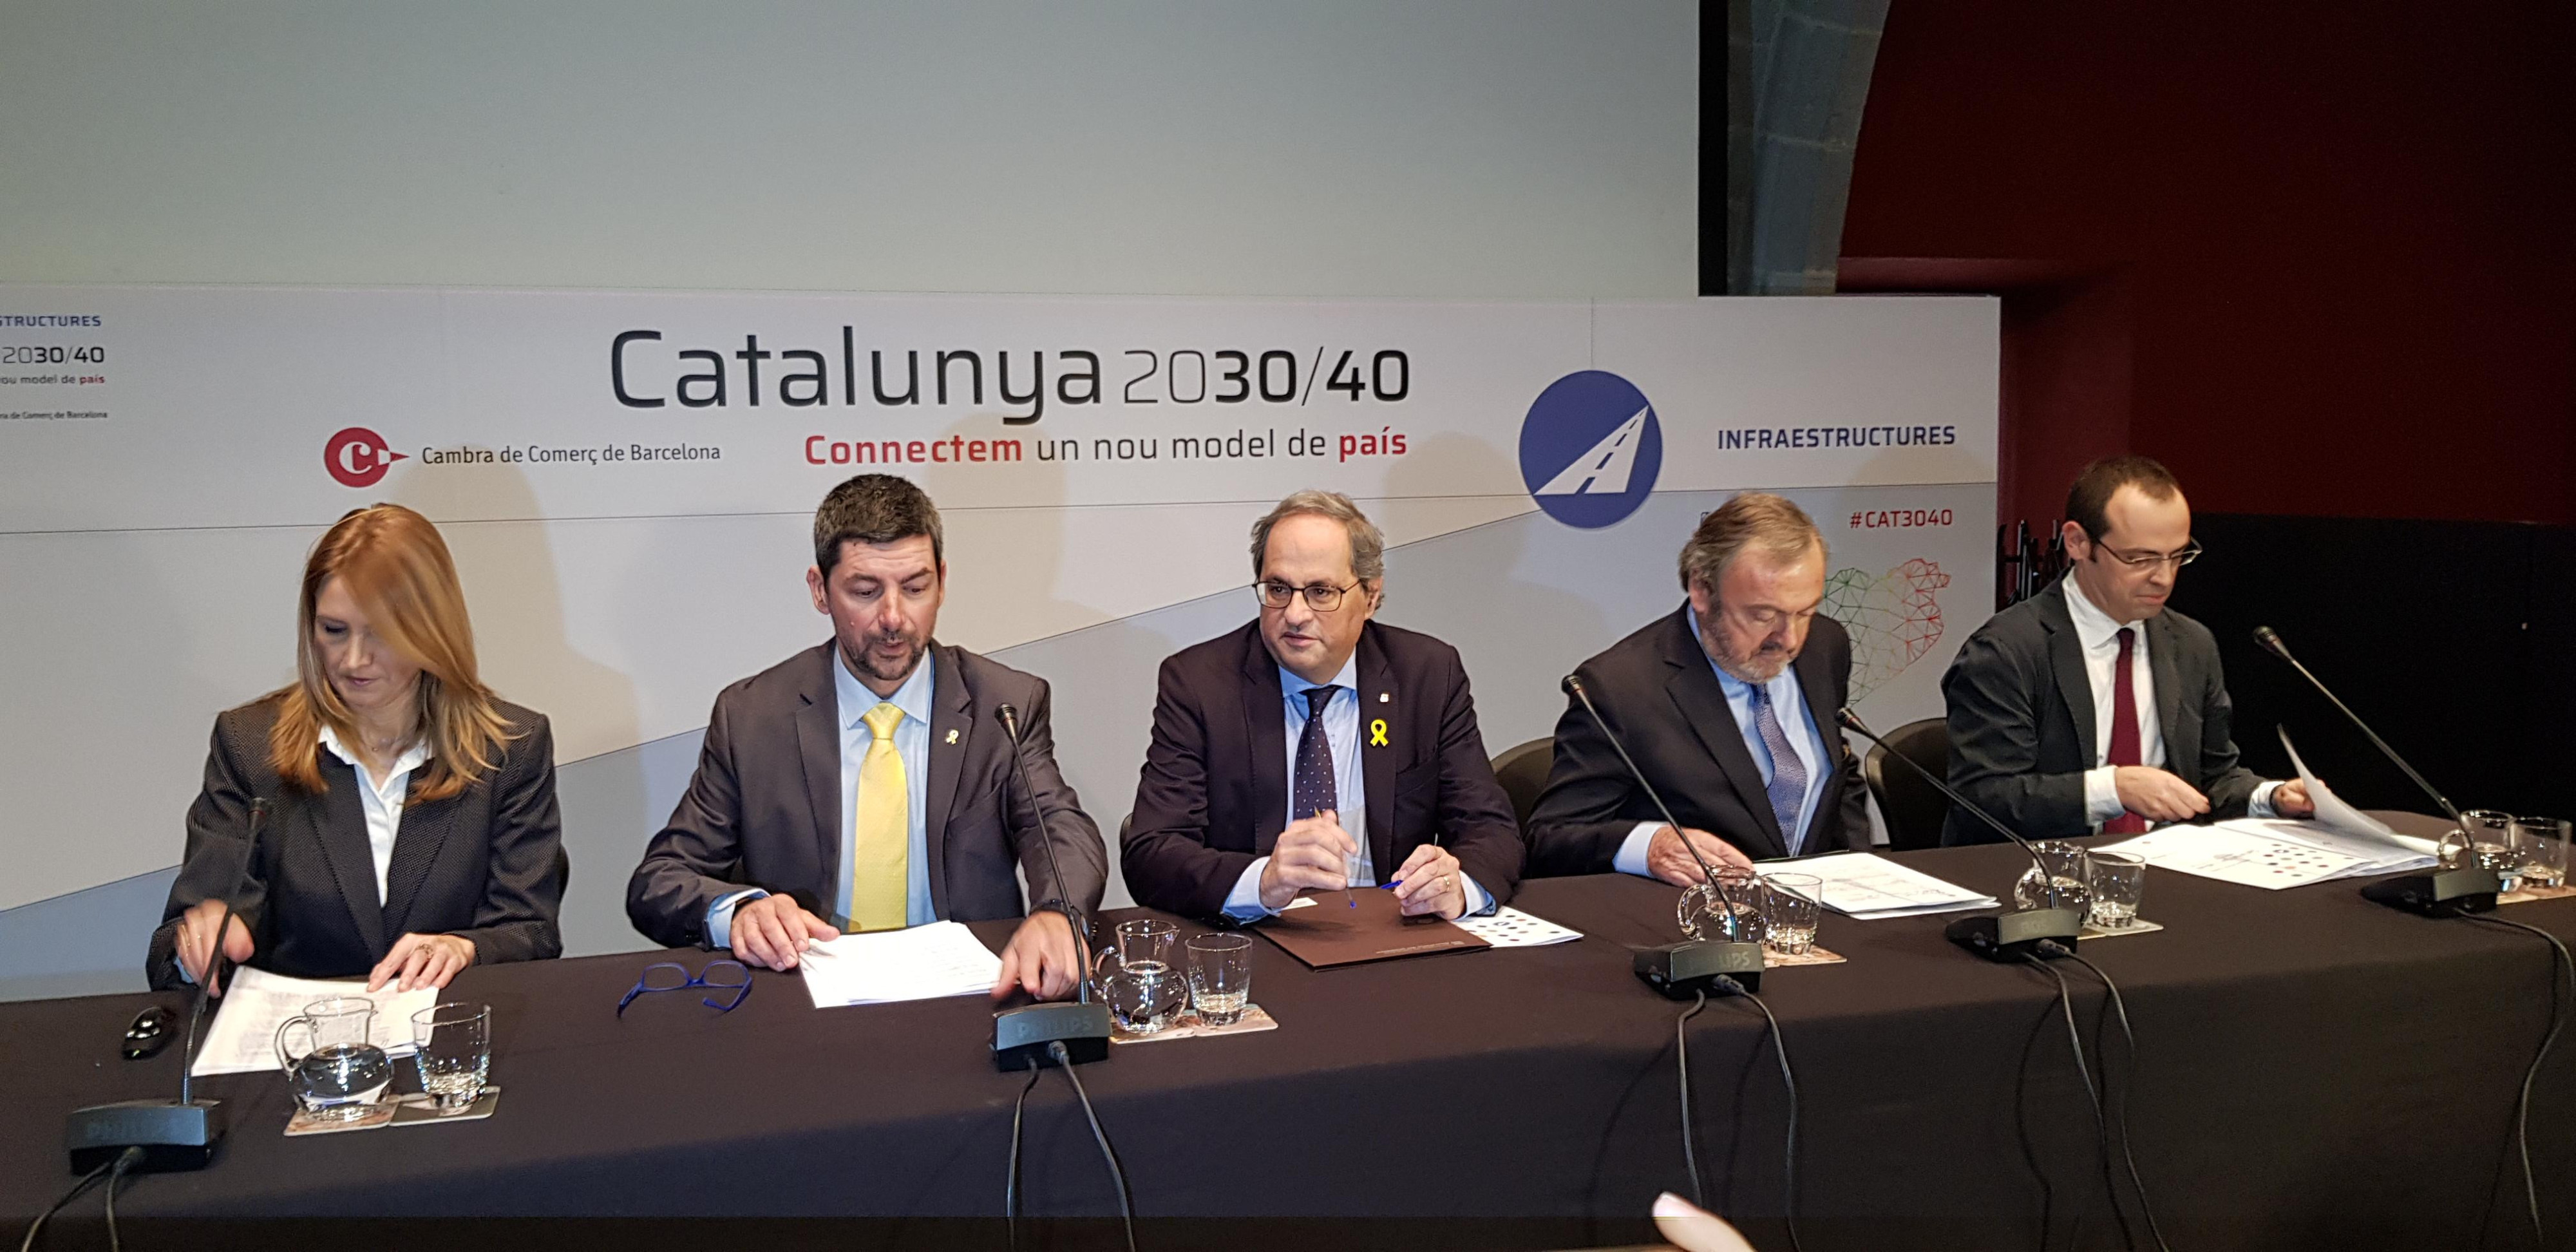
left=840, top=629, right=928, bottom=688
left=1703, top=625, right=1794, bottom=683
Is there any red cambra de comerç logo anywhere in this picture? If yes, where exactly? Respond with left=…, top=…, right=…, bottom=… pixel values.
left=323, top=427, right=407, bottom=488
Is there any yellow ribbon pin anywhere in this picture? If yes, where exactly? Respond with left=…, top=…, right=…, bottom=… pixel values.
left=1368, top=718, right=1389, bottom=747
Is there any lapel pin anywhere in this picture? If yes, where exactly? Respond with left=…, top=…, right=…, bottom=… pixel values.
left=945, top=729, right=958, bottom=745
left=1378, top=692, right=1390, bottom=703
left=1368, top=718, right=1390, bottom=747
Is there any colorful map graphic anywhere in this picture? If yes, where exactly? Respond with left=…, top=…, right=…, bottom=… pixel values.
left=1821, top=558, right=1951, bottom=701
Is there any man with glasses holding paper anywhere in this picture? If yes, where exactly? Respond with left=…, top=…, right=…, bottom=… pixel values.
left=1122, top=490, right=1522, bottom=922
left=1940, top=455, right=2313, bottom=846
left=626, top=474, right=1106, bottom=1000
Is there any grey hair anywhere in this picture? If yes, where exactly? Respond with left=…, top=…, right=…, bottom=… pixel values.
left=1678, top=491, right=1824, bottom=593
left=1249, top=490, right=1386, bottom=584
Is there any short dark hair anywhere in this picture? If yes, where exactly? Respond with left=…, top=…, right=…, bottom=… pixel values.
left=2065, top=455, right=2183, bottom=542
left=813, top=474, right=943, bottom=574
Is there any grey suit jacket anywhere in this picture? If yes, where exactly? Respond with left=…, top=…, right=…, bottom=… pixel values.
left=1524, top=604, right=1873, bottom=873
left=147, top=697, right=565, bottom=989
left=626, top=640, right=1106, bottom=947
left=1940, top=577, right=2266, bottom=845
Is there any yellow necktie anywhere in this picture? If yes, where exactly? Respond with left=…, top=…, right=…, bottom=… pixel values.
left=848, top=702, right=909, bottom=932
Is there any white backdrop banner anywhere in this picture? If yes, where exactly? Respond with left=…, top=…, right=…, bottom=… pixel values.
left=0, top=285, right=1996, bottom=934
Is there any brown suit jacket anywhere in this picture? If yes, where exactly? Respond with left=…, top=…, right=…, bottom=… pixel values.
left=626, top=640, right=1105, bottom=947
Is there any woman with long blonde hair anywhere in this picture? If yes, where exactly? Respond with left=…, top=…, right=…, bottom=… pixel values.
left=148, top=504, right=565, bottom=993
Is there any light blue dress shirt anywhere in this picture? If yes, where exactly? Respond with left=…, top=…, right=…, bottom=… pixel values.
left=1222, top=654, right=1494, bottom=920
left=1613, top=606, right=1833, bottom=873
left=708, top=650, right=937, bottom=947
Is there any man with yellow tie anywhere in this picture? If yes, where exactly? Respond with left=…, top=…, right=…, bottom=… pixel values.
left=627, top=475, right=1106, bottom=1000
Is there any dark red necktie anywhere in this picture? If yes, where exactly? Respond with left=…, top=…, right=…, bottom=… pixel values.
left=2103, top=627, right=2147, bottom=834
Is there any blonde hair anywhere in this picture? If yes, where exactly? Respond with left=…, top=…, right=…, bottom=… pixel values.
left=1678, top=492, right=1824, bottom=594
left=266, top=505, right=515, bottom=802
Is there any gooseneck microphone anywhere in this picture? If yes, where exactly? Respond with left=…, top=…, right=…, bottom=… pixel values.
left=67, top=797, right=270, bottom=1172
left=1837, top=708, right=2081, bottom=961
left=2249, top=626, right=2497, bottom=916
left=990, top=704, right=1113, bottom=1070
left=1562, top=674, right=1763, bottom=996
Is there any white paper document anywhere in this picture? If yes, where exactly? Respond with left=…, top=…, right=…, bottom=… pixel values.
left=798, top=920, right=1004, bottom=1008
left=2098, top=817, right=2436, bottom=891
left=192, top=967, right=435, bottom=1077
left=1450, top=907, right=1584, bottom=947
left=2278, top=728, right=2444, bottom=858
left=1784, top=852, right=2000, bottom=920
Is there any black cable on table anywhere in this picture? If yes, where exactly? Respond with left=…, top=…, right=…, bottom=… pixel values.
left=1047, top=1041, right=1136, bottom=1252
left=102, top=1148, right=139, bottom=1252
left=1675, top=989, right=1710, bottom=1210
left=2023, top=952, right=2135, bottom=1252
left=1716, top=976, right=1806, bottom=1252
left=2464, top=913, right=2575, bottom=1249
left=15, top=1148, right=123, bottom=1252
left=2051, top=948, right=2172, bottom=1252
left=1004, top=1062, right=1044, bottom=1252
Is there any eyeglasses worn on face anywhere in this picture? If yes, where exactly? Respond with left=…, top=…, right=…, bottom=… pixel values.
left=1255, top=579, right=1361, bottom=612
left=618, top=960, right=752, bottom=1017
left=2098, top=542, right=2202, bottom=570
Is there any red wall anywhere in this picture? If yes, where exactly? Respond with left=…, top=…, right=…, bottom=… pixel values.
left=1841, top=1, right=2574, bottom=529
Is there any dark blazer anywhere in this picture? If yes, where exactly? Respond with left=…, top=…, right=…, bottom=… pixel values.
left=1524, top=605, right=1872, bottom=874
left=1122, top=620, right=1524, bottom=920
left=627, top=641, right=1106, bottom=948
left=146, top=697, right=565, bottom=989
left=1940, top=577, right=2266, bottom=845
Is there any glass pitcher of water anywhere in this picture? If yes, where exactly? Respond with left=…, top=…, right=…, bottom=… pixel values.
left=274, top=996, right=392, bottom=1122
left=2013, top=840, right=2094, bottom=914
left=1092, top=919, right=1187, bottom=1035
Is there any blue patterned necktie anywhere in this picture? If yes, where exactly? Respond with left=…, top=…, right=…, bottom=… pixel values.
left=1748, top=683, right=1810, bottom=855
left=1291, top=686, right=1338, bottom=820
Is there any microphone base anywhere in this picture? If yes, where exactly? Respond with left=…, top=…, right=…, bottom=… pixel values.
left=1634, top=940, right=1765, bottom=999
left=2361, top=868, right=2501, bottom=918
left=64, top=1099, right=223, bottom=1173
left=1946, top=909, right=2083, bottom=962
left=992, top=1001, right=1112, bottom=1070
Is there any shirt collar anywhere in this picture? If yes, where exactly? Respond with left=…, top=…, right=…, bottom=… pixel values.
left=317, top=722, right=431, bottom=774
left=1278, top=652, right=1359, bottom=707
left=836, top=643, right=937, bottom=730
left=2059, top=573, right=2140, bottom=650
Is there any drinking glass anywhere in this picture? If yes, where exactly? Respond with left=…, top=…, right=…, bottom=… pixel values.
left=2084, top=849, right=2146, bottom=931
left=410, top=1002, right=491, bottom=1112
left=2511, top=817, right=2571, bottom=891
left=1680, top=866, right=1765, bottom=945
left=1095, top=918, right=1185, bottom=1034
left=273, top=996, right=391, bottom=1122
left=1185, top=933, right=1254, bottom=1027
left=1759, top=873, right=1822, bottom=956
left=2012, top=840, right=2093, bottom=913
left=2454, top=810, right=2520, bottom=889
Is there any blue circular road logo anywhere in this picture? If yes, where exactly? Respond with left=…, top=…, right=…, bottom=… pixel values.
left=1517, top=370, right=1663, bottom=527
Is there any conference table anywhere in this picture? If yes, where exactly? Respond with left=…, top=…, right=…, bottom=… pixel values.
left=6, top=831, right=2571, bottom=1251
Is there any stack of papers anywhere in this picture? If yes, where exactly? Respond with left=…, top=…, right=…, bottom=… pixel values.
left=193, top=967, right=436, bottom=1077
left=2094, top=729, right=2441, bottom=891
left=799, top=920, right=1004, bottom=1008
left=1785, top=852, right=2000, bottom=920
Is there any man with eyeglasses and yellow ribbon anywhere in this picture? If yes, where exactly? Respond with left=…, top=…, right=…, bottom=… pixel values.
left=1940, top=455, right=2313, bottom=846
left=627, top=475, right=1106, bottom=1000
left=1122, top=491, right=1523, bottom=922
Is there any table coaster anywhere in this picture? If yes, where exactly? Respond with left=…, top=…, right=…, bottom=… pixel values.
left=283, top=1102, right=397, bottom=1136
left=1763, top=945, right=1846, bottom=969
left=2079, top=918, right=2165, bottom=940
left=2501, top=883, right=2576, bottom=906
left=390, top=1086, right=502, bottom=1126
left=1110, top=1004, right=1278, bottom=1045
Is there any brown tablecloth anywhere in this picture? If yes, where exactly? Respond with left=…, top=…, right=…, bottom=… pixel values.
left=5, top=833, right=2570, bottom=1251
